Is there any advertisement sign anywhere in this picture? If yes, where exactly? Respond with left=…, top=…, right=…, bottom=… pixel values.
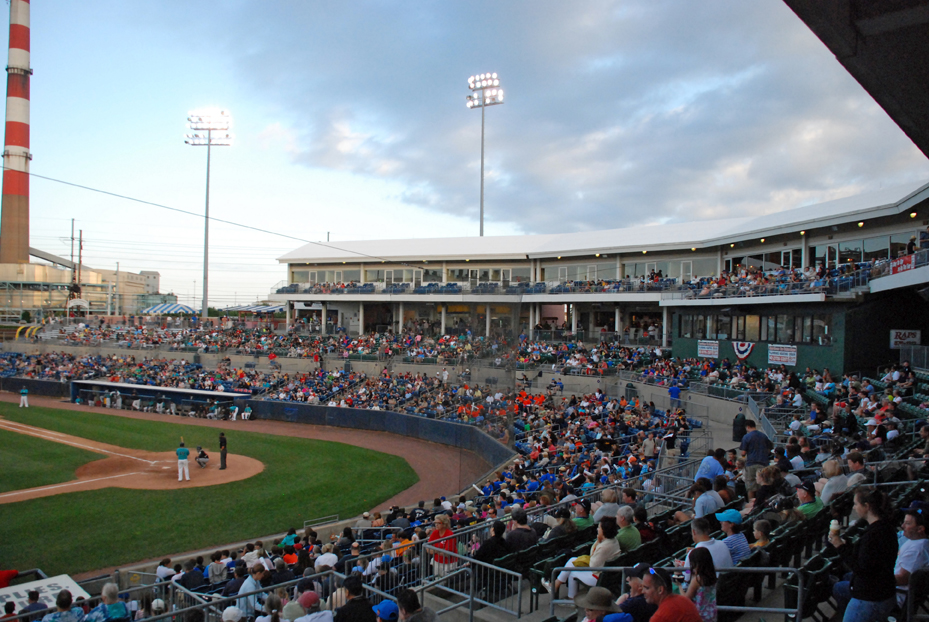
left=890, top=255, right=915, bottom=275
left=0, top=575, right=90, bottom=611
left=768, top=344, right=798, bottom=366
left=890, top=330, right=921, bottom=349
left=697, top=340, right=718, bottom=358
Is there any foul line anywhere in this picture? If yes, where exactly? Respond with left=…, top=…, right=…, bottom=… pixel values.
left=0, top=420, right=160, bottom=465
left=0, top=472, right=144, bottom=499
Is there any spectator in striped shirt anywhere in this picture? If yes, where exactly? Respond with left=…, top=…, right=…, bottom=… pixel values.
left=716, top=509, right=751, bottom=565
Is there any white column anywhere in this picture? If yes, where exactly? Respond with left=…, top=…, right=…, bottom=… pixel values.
left=801, top=234, right=810, bottom=268
left=717, top=249, right=723, bottom=276
left=285, top=302, right=291, bottom=327
left=359, top=302, right=364, bottom=335
left=571, top=304, right=577, bottom=333
left=588, top=305, right=595, bottom=337
left=528, top=304, right=535, bottom=339
left=662, top=307, right=669, bottom=348
left=321, top=303, right=327, bottom=335
left=614, top=306, right=620, bottom=333
left=485, top=305, right=491, bottom=336
left=440, top=304, right=446, bottom=334
left=399, top=301, right=404, bottom=332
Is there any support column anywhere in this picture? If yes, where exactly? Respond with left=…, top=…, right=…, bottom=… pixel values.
left=398, top=301, right=404, bottom=332
left=801, top=233, right=810, bottom=268
left=321, top=303, right=327, bottom=335
left=485, top=305, right=491, bottom=337
left=359, top=302, right=365, bottom=335
left=571, top=304, right=578, bottom=334
left=662, top=307, right=669, bottom=348
left=588, top=305, right=595, bottom=338
left=614, top=306, right=620, bottom=333
left=717, top=249, right=723, bottom=276
left=529, top=304, right=535, bottom=339
left=440, top=305, right=446, bottom=335
left=285, top=302, right=291, bottom=328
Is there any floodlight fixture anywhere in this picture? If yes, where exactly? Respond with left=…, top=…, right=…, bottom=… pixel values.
left=466, top=72, right=504, bottom=236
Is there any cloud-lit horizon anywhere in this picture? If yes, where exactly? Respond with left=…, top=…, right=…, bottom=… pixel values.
left=9, top=0, right=929, bottom=306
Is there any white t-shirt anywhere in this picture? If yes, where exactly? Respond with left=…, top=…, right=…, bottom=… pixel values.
left=895, top=537, right=929, bottom=605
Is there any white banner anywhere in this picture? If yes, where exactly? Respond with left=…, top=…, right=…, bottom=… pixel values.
left=890, top=330, right=921, bottom=349
left=768, top=344, right=798, bottom=366
left=697, top=340, right=719, bottom=358
left=0, top=575, right=90, bottom=612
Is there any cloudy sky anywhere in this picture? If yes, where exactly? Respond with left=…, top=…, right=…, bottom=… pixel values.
left=12, top=0, right=929, bottom=307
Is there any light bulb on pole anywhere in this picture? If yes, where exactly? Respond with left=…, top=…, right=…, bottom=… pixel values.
left=185, top=109, right=232, bottom=322
left=466, top=73, right=504, bottom=237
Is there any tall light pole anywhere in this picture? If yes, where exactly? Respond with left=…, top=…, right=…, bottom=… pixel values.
left=185, top=109, right=232, bottom=321
left=467, top=73, right=504, bottom=237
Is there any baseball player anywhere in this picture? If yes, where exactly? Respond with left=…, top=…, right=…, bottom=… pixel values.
left=176, top=441, right=190, bottom=482
left=19, top=387, right=28, bottom=408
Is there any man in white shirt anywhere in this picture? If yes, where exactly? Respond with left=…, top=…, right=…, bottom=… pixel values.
left=675, top=517, right=733, bottom=582
left=896, top=501, right=929, bottom=607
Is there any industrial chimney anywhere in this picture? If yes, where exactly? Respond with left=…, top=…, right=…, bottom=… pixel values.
left=0, top=0, right=30, bottom=264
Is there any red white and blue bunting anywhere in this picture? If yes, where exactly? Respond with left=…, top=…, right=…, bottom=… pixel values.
left=732, top=342, right=755, bottom=361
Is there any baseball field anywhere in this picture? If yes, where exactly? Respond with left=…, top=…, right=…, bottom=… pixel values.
left=0, top=401, right=420, bottom=577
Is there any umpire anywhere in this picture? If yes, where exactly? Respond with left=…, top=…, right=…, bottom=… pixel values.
left=219, top=432, right=227, bottom=470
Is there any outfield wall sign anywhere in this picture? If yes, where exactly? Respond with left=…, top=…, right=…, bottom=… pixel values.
left=697, top=340, right=718, bottom=358
left=890, top=330, right=921, bottom=349
left=768, top=344, right=798, bottom=366
left=0, top=575, right=90, bottom=611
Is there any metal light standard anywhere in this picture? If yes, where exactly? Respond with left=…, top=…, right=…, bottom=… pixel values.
left=185, top=109, right=232, bottom=322
left=466, top=73, right=504, bottom=237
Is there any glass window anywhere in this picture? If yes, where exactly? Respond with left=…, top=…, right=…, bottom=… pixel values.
left=776, top=315, right=794, bottom=343
left=681, top=314, right=693, bottom=339
left=597, top=263, right=618, bottom=280
left=801, top=316, right=812, bottom=343
left=364, top=270, right=384, bottom=282
left=447, top=269, right=469, bottom=282
left=735, top=316, right=745, bottom=341
left=479, top=269, right=491, bottom=282
left=763, top=316, right=775, bottom=341
left=343, top=269, right=360, bottom=282
left=292, top=270, right=309, bottom=284
left=764, top=253, right=781, bottom=270
left=839, top=240, right=862, bottom=265
left=490, top=269, right=501, bottom=281
left=717, top=315, right=731, bottom=340
left=791, top=249, right=802, bottom=269
left=863, top=236, right=889, bottom=262
left=810, top=246, right=825, bottom=269
left=511, top=267, right=531, bottom=282
left=745, top=315, right=760, bottom=342
left=891, top=232, right=914, bottom=259
left=706, top=315, right=716, bottom=340
left=423, top=268, right=442, bottom=282
left=813, top=314, right=831, bottom=345
left=694, top=315, right=706, bottom=339
left=692, top=258, right=718, bottom=278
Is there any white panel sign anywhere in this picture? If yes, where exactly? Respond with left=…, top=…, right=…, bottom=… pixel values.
left=0, top=575, right=90, bottom=611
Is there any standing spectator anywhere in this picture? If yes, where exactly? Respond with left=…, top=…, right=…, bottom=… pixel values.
left=427, top=515, right=456, bottom=577
left=740, top=420, right=772, bottom=500
left=829, top=487, right=898, bottom=622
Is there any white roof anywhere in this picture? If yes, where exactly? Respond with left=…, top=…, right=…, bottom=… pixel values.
left=278, top=179, right=929, bottom=264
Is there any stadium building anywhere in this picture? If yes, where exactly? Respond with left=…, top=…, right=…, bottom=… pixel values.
left=270, top=180, right=929, bottom=374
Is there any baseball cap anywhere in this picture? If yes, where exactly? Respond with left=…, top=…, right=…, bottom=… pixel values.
left=297, top=591, right=320, bottom=609
left=626, top=562, right=650, bottom=579
left=715, top=509, right=742, bottom=524
left=866, top=419, right=878, bottom=426
left=573, top=498, right=591, bottom=511
left=222, top=607, right=244, bottom=622
left=905, top=500, right=929, bottom=517
left=151, top=600, right=165, bottom=612
left=363, top=512, right=370, bottom=518
left=795, top=480, right=816, bottom=495
left=372, top=601, right=399, bottom=621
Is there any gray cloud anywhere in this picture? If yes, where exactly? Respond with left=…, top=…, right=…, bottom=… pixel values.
left=203, top=0, right=929, bottom=234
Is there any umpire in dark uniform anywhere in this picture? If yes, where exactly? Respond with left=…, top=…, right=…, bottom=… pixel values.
left=219, top=432, right=227, bottom=470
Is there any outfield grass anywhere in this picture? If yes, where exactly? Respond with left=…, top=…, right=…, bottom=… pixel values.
left=0, top=404, right=419, bottom=576
left=0, top=428, right=105, bottom=493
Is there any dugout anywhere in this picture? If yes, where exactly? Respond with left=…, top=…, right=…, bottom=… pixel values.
left=71, top=379, right=249, bottom=414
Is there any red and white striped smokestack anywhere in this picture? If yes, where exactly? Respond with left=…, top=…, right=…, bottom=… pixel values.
left=0, top=0, right=30, bottom=264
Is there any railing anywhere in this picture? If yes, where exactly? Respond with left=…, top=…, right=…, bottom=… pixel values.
left=900, top=346, right=929, bottom=370
left=422, top=544, right=525, bottom=617
left=688, top=381, right=771, bottom=403
left=304, top=513, right=339, bottom=530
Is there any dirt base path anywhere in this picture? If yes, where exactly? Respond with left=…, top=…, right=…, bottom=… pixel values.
left=0, top=393, right=492, bottom=510
left=0, top=417, right=264, bottom=503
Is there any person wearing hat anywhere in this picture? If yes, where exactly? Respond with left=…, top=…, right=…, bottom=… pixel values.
left=893, top=501, right=929, bottom=608
left=295, top=591, right=331, bottom=622
left=176, top=441, right=190, bottom=482
left=795, top=481, right=823, bottom=519
left=614, top=564, right=658, bottom=622
left=572, top=586, right=623, bottom=622
left=371, top=601, right=398, bottom=622
left=572, top=498, right=594, bottom=530
left=354, top=512, right=373, bottom=530
left=715, top=509, right=750, bottom=565
left=641, top=567, right=701, bottom=622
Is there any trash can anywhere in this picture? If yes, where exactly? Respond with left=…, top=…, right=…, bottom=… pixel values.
left=732, top=413, right=747, bottom=442
left=343, top=360, right=352, bottom=374
left=625, top=382, right=638, bottom=402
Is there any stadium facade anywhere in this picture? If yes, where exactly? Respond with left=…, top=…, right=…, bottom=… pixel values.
left=270, top=180, right=929, bottom=374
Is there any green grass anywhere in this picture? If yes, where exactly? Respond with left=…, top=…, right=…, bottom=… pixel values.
left=0, top=428, right=105, bottom=493
left=0, top=403, right=419, bottom=576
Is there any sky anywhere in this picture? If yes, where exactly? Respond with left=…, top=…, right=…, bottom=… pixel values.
left=9, top=0, right=929, bottom=308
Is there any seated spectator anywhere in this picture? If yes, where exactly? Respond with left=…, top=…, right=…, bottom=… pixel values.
left=19, top=591, right=46, bottom=622
left=572, top=587, right=623, bottom=622
left=41, top=590, right=83, bottom=622
left=177, top=559, right=206, bottom=591
left=715, top=509, right=751, bottom=565
left=680, top=547, right=718, bottom=622
left=543, top=508, right=576, bottom=541
left=591, top=488, right=619, bottom=522
left=84, top=584, right=129, bottom=622
left=615, top=505, right=641, bottom=553
left=473, top=521, right=510, bottom=564
left=545, top=517, right=622, bottom=598
left=815, top=459, right=847, bottom=505
left=614, top=563, right=658, bottom=622
left=642, top=566, right=701, bottom=622
left=750, top=520, right=772, bottom=549
left=271, top=558, right=295, bottom=585
left=295, top=591, right=332, bottom=622
left=572, top=499, right=595, bottom=529
left=675, top=517, right=733, bottom=578
left=397, top=589, right=436, bottom=622
left=673, top=481, right=723, bottom=524
left=503, top=508, right=538, bottom=551
left=795, top=481, right=823, bottom=518
left=895, top=501, right=929, bottom=609
left=333, top=575, right=375, bottom=622
left=846, top=451, right=869, bottom=487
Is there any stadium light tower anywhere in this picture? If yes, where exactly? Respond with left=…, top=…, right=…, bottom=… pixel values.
left=185, top=110, right=232, bottom=322
left=466, top=73, right=504, bottom=237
